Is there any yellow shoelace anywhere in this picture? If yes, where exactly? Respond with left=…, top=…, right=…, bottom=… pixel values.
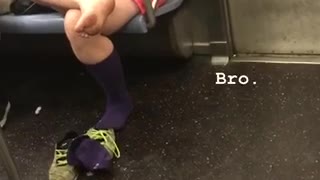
left=86, top=128, right=120, bottom=158
left=55, top=149, right=68, bottom=166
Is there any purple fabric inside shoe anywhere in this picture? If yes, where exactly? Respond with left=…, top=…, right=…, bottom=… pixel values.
left=67, top=135, right=112, bottom=171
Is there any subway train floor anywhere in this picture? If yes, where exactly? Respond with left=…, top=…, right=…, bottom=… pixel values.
left=0, top=56, right=320, bottom=180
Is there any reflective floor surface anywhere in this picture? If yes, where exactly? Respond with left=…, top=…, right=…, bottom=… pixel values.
left=0, top=55, right=319, bottom=180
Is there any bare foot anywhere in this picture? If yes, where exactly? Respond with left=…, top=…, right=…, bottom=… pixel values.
left=75, top=0, right=115, bottom=35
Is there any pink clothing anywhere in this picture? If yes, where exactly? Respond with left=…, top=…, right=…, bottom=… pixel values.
left=133, top=0, right=167, bottom=14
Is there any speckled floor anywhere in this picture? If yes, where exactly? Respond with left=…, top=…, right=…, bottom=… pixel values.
left=0, top=56, right=319, bottom=180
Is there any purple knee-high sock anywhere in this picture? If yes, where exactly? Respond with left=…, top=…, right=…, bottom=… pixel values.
left=67, top=50, right=133, bottom=171
left=86, top=49, right=133, bottom=130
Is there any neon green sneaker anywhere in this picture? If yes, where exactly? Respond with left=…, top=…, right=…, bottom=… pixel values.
left=49, top=132, right=79, bottom=180
left=85, top=128, right=120, bottom=159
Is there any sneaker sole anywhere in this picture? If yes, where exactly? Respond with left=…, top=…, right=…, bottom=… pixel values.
left=0, top=101, right=10, bottom=128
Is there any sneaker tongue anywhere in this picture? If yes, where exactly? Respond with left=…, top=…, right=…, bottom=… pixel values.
left=57, top=131, right=78, bottom=149
left=58, top=138, right=74, bottom=149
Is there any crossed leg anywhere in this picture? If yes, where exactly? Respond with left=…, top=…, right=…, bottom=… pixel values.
left=63, top=0, right=139, bottom=64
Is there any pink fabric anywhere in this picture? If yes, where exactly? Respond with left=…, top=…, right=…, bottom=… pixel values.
left=133, top=0, right=167, bottom=14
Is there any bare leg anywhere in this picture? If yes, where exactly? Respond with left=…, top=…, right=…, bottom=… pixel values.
left=101, top=0, right=139, bottom=35
left=63, top=0, right=139, bottom=62
left=75, top=0, right=115, bottom=35
left=65, top=9, right=113, bottom=64
left=33, top=0, right=115, bottom=35
left=51, top=0, right=139, bottom=36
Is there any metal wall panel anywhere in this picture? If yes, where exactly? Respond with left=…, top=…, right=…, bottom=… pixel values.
left=189, top=0, right=229, bottom=56
left=228, top=0, right=320, bottom=55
